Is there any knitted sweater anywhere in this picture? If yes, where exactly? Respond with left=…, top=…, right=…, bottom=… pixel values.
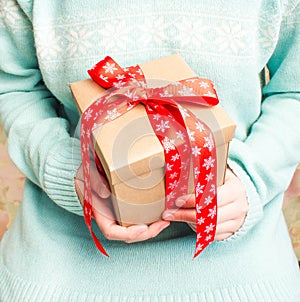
left=0, top=0, right=300, bottom=301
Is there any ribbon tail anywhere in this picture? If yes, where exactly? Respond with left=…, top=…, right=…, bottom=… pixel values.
left=179, top=109, right=217, bottom=259
left=193, top=199, right=217, bottom=259
left=90, top=229, right=110, bottom=258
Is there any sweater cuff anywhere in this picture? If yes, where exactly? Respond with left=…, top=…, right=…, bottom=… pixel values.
left=43, top=137, right=83, bottom=216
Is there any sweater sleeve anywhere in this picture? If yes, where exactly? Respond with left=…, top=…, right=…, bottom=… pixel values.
left=226, top=1, right=300, bottom=240
left=0, top=1, right=83, bottom=215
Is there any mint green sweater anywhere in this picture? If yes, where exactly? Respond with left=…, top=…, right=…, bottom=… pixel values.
left=0, top=0, right=300, bottom=301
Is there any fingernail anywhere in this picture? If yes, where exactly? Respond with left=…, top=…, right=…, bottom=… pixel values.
left=175, top=198, right=186, bottom=207
left=100, top=185, right=111, bottom=198
left=162, top=211, right=173, bottom=220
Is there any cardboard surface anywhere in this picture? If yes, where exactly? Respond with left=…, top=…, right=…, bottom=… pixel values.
left=70, top=54, right=236, bottom=225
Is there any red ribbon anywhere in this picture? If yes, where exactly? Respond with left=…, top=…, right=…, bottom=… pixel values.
left=81, top=56, right=218, bottom=258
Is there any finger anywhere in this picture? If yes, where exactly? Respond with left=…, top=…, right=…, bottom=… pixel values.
left=93, top=194, right=170, bottom=242
left=217, top=200, right=248, bottom=224
left=217, top=172, right=246, bottom=207
left=93, top=200, right=149, bottom=241
left=74, top=178, right=84, bottom=203
left=101, top=222, right=149, bottom=242
left=92, top=194, right=116, bottom=221
left=94, top=174, right=111, bottom=199
left=187, top=222, right=196, bottom=232
left=76, top=174, right=111, bottom=201
left=76, top=164, right=84, bottom=179
left=162, top=208, right=196, bottom=223
left=216, top=218, right=244, bottom=236
left=217, top=184, right=234, bottom=207
left=175, top=194, right=195, bottom=208
left=224, top=167, right=235, bottom=181
left=214, top=232, right=234, bottom=241
left=76, top=163, right=111, bottom=199
left=90, top=165, right=111, bottom=199
left=216, top=220, right=237, bottom=234
left=125, top=220, right=170, bottom=243
left=96, top=213, right=169, bottom=243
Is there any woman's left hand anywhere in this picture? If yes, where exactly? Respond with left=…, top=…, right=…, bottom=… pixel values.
left=75, top=163, right=170, bottom=244
left=162, top=168, right=249, bottom=240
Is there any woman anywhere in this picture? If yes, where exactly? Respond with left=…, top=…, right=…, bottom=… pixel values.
left=0, top=0, right=299, bottom=301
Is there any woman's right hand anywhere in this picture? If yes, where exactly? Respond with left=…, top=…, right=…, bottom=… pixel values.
left=75, top=164, right=170, bottom=243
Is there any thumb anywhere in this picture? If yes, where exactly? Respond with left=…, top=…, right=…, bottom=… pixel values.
left=90, top=166, right=111, bottom=198
left=97, top=174, right=111, bottom=198
left=76, top=163, right=111, bottom=199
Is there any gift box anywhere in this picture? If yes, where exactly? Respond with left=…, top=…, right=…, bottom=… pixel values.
left=70, top=54, right=236, bottom=226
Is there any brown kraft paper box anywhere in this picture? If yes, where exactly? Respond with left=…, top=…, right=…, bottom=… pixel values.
left=70, top=54, right=236, bottom=226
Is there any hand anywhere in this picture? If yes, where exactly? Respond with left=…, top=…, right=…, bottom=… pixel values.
left=75, top=164, right=170, bottom=243
left=162, top=168, right=249, bottom=240
left=75, top=163, right=111, bottom=202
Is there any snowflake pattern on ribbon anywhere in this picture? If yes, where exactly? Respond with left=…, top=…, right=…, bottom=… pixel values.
left=81, top=56, right=219, bottom=258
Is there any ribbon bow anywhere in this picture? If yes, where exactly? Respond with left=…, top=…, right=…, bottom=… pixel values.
left=80, top=56, right=218, bottom=258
